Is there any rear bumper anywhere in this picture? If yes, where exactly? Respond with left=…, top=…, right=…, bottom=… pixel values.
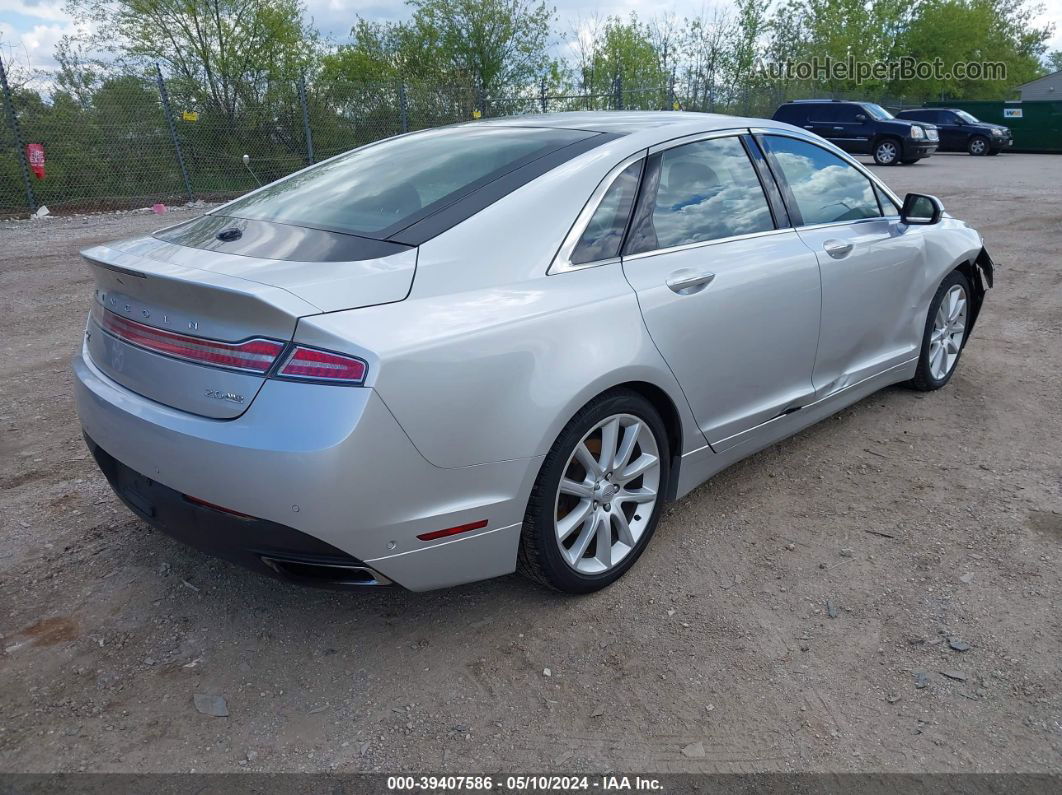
left=74, top=342, right=539, bottom=590
left=85, top=436, right=393, bottom=587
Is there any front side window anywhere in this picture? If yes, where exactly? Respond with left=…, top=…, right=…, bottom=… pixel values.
left=570, top=159, right=642, bottom=264
left=625, top=136, right=774, bottom=255
left=861, top=103, right=894, bottom=120
left=834, top=105, right=861, bottom=122
left=955, top=110, right=980, bottom=124
left=763, top=136, right=882, bottom=226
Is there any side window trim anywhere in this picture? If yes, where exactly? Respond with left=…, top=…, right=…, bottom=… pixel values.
left=754, top=133, right=805, bottom=227
left=756, top=131, right=898, bottom=230
left=742, top=134, right=790, bottom=229
left=548, top=150, right=647, bottom=274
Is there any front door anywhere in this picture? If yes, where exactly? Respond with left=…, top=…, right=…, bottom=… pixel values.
left=759, top=134, right=926, bottom=397
left=621, top=134, right=822, bottom=450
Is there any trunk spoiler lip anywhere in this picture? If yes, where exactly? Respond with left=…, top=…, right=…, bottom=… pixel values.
left=79, top=242, right=328, bottom=315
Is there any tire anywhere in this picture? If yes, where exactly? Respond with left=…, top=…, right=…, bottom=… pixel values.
left=517, top=389, right=670, bottom=593
left=906, top=270, right=972, bottom=391
left=968, top=135, right=989, bottom=156
left=986, top=149, right=1001, bottom=156
left=873, top=138, right=902, bottom=166
left=900, top=158, right=921, bottom=165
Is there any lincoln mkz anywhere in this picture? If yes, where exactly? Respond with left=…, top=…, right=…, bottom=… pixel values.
left=75, top=112, right=994, bottom=593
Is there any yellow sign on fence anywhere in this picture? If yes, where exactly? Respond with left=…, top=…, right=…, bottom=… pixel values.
left=181, top=111, right=199, bottom=122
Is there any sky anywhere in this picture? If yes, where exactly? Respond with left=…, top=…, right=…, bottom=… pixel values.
left=2, top=0, right=1061, bottom=79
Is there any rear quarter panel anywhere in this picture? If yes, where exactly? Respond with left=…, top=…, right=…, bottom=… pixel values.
left=294, top=263, right=704, bottom=469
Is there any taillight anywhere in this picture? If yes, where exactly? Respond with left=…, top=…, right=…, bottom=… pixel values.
left=276, top=346, right=367, bottom=384
left=99, top=310, right=283, bottom=373
left=97, top=308, right=368, bottom=385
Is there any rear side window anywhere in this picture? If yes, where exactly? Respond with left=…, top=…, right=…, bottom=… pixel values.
left=625, top=136, right=774, bottom=254
left=217, top=126, right=593, bottom=239
left=762, top=136, right=882, bottom=226
left=570, top=160, right=642, bottom=264
left=809, top=105, right=841, bottom=122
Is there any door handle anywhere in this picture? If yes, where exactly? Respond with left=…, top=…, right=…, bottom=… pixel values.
left=832, top=126, right=844, bottom=130
left=823, top=239, right=853, bottom=259
left=803, top=125, right=814, bottom=129
left=666, top=270, right=716, bottom=295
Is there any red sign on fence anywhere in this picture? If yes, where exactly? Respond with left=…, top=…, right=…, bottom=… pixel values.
left=26, top=144, right=45, bottom=180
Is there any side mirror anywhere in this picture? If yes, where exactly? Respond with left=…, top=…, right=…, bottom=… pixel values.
left=855, top=114, right=867, bottom=122
left=901, top=193, right=944, bottom=225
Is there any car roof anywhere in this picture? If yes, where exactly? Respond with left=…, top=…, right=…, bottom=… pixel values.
left=782, top=99, right=860, bottom=105
left=467, top=111, right=766, bottom=135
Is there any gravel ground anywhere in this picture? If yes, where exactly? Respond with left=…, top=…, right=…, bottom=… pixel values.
left=0, top=154, right=1060, bottom=774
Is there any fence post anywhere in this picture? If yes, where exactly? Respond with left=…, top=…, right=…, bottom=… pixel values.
left=667, top=71, right=676, bottom=111
left=614, top=73, right=624, bottom=110
left=540, top=77, right=547, bottom=114
left=0, top=56, right=37, bottom=212
left=155, top=64, right=193, bottom=202
left=297, top=75, right=314, bottom=165
left=398, top=80, right=409, bottom=133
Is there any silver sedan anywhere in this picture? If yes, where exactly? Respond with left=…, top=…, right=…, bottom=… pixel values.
left=74, top=112, right=994, bottom=593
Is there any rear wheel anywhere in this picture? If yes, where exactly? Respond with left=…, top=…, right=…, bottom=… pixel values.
left=907, top=271, right=971, bottom=391
left=968, top=135, right=989, bottom=156
left=873, top=138, right=901, bottom=166
left=517, top=390, right=670, bottom=593
left=900, top=157, right=921, bottom=165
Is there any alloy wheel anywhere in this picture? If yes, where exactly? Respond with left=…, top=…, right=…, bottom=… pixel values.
left=929, top=284, right=968, bottom=380
left=876, top=141, right=898, bottom=164
left=969, top=137, right=988, bottom=155
left=554, top=413, right=660, bottom=575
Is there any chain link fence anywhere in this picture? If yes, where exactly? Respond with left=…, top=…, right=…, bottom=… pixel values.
left=0, top=64, right=923, bottom=217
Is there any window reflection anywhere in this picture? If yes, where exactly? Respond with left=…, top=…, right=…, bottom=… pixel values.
left=626, top=137, right=774, bottom=255
left=764, top=137, right=882, bottom=225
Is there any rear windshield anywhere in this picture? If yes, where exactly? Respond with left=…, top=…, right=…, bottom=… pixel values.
left=216, top=126, right=593, bottom=239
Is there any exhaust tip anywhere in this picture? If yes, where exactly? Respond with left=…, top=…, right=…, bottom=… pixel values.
left=259, top=555, right=392, bottom=587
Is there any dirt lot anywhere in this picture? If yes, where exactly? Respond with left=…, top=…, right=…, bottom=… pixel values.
left=1, top=154, right=1060, bottom=775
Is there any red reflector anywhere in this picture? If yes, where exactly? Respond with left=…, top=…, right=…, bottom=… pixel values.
left=277, top=345, right=367, bottom=384
left=417, top=520, right=488, bottom=542
left=183, top=494, right=254, bottom=520
left=99, top=309, right=283, bottom=374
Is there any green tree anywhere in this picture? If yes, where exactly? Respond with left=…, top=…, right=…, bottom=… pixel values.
left=64, top=0, right=320, bottom=120
left=576, top=14, right=667, bottom=108
left=896, top=0, right=1050, bottom=100
left=322, top=0, right=558, bottom=100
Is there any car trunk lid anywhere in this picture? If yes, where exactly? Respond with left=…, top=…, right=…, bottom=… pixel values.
left=82, top=232, right=416, bottom=419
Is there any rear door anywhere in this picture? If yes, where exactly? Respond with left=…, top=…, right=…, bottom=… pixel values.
left=758, top=134, right=925, bottom=396
left=620, top=132, right=821, bottom=451
left=807, top=105, right=849, bottom=149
